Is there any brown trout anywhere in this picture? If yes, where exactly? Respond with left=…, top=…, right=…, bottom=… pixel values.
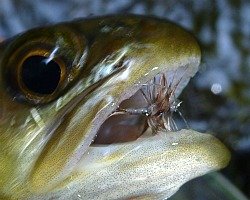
left=0, top=15, right=230, bottom=199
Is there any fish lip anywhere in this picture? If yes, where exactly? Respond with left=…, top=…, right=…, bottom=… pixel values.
left=68, top=129, right=230, bottom=200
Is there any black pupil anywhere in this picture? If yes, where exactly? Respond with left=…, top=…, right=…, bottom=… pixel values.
left=21, top=55, right=61, bottom=94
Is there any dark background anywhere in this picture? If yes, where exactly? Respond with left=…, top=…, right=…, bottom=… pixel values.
left=0, top=0, right=249, bottom=199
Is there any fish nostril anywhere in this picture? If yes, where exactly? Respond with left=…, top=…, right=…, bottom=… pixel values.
left=21, top=55, right=61, bottom=95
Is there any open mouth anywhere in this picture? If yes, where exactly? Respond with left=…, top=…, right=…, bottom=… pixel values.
left=92, top=66, right=189, bottom=145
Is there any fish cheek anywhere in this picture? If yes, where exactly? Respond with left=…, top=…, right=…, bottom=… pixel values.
left=29, top=98, right=108, bottom=192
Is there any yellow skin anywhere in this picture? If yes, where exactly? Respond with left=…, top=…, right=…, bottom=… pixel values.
left=0, top=15, right=230, bottom=199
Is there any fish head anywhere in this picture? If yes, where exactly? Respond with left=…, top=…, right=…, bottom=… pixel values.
left=0, top=15, right=230, bottom=199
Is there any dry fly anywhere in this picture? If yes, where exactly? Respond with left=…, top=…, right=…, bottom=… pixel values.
left=116, top=67, right=190, bottom=134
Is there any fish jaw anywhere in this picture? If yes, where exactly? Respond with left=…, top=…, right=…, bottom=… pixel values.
left=29, top=130, right=230, bottom=200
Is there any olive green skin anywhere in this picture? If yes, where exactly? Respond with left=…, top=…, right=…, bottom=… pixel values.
left=0, top=15, right=229, bottom=200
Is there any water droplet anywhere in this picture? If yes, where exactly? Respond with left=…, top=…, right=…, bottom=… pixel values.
left=211, top=83, right=222, bottom=94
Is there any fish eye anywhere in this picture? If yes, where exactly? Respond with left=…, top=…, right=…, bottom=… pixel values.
left=10, top=48, right=68, bottom=104
left=2, top=27, right=88, bottom=104
left=21, top=55, right=63, bottom=95
left=3, top=45, right=81, bottom=104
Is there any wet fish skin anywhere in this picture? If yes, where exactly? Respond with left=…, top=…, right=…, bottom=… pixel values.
left=0, top=15, right=229, bottom=199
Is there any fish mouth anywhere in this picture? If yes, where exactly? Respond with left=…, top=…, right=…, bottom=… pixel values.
left=92, top=68, right=189, bottom=145
left=71, top=61, right=198, bottom=169
left=84, top=50, right=199, bottom=145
